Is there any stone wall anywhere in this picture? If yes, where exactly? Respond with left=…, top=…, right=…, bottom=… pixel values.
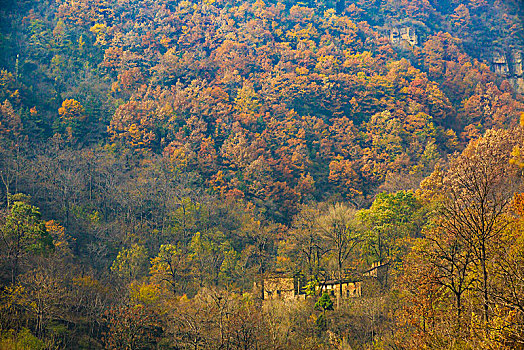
left=263, top=276, right=296, bottom=301
left=317, top=281, right=362, bottom=299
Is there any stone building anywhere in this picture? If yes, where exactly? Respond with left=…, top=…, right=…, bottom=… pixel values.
left=262, top=275, right=299, bottom=301
left=256, top=273, right=307, bottom=301
left=258, top=274, right=361, bottom=301
left=258, top=263, right=388, bottom=302
left=317, top=280, right=362, bottom=299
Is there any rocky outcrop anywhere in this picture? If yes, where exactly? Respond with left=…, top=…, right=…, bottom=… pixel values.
left=492, top=51, right=509, bottom=75
left=388, top=26, right=418, bottom=46
left=491, top=50, right=524, bottom=93
left=511, top=50, right=524, bottom=93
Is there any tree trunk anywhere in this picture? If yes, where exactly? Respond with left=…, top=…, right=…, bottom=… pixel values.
left=456, top=291, right=462, bottom=332
left=338, top=262, right=342, bottom=309
left=481, top=243, right=489, bottom=325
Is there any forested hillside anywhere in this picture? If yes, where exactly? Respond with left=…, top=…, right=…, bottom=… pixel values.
left=0, top=0, right=523, bottom=348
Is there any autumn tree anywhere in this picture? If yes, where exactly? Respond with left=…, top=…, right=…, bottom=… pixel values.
left=439, top=128, right=522, bottom=325
left=170, top=288, right=269, bottom=349
left=56, top=99, right=87, bottom=143
left=422, top=225, right=475, bottom=331
left=150, top=243, right=190, bottom=296
left=111, top=244, right=149, bottom=282
left=315, top=292, right=334, bottom=332
left=0, top=196, right=53, bottom=285
left=359, top=191, right=421, bottom=265
left=398, top=124, right=524, bottom=347
left=281, top=203, right=326, bottom=279
left=485, top=193, right=524, bottom=347
left=104, top=303, right=162, bottom=350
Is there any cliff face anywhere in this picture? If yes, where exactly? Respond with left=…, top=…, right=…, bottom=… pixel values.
left=383, top=24, right=524, bottom=94
left=491, top=50, right=524, bottom=93
left=387, top=26, right=418, bottom=47
left=510, top=51, right=524, bottom=93
left=369, top=0, right=524, bottom=95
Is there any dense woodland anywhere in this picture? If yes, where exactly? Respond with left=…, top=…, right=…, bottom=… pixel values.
left=1, top=0, right=524, bottom=348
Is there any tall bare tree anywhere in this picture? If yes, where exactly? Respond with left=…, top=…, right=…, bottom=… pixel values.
left=440, top=129, right=522, bottom=324
left=317, top=203, right=361, bottom=307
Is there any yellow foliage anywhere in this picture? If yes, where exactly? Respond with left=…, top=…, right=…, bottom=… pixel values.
left=295, top=66, right=309, bottom=75
left=58, top=99, right=86, bottom=123
left=95, top=32, right=107, bottom=46
left=160, top=35, right=171, bottom=48
left=254, top=0, right=265, bottom=8
left=45, top=220, right=73, bottom=254
left=1, top=284, right=29, bottom=310
left=510, top=146, right=524, bottom=168
left=286, top=23, right=314, bottom=40
left=129, top=282, right=161, bottom=305
left=234, top=83, right=260, bottom=115
left=89, top=23, right=106, bottom=34
left=324, top=8, right=337, bottom=19
left=78, top=35, right=85, bottom=49
left=168, top=144, right=192, bottom=170
left=179, top=294, right=190, bottom=304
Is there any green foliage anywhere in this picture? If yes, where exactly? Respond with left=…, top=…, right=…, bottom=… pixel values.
left=315, top=292, right=334, bottom=312
left=0, top=0, right=523, bottom=348
left=359, top=191, right=421, bottom=261
left=150, top=243, right=189, bottom=294
left=111, top=244, right=149, bottom=281
left=0, top=198, right=54, bottom=283
left=189, top=231, right=240, bottom=287
left=305, top=279, right=319, bottom=296
left=3, top=201, right=52, bottom=253
left=362, top=191, right=419, bottom=229
left=0, top=328, right=45, bottom=350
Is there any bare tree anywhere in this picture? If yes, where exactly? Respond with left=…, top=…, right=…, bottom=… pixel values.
left=286, top=204, right=328, bottom=279
left=317, top=203, right=361, bottom=307
left=424, top=227, right=475, bottom=329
